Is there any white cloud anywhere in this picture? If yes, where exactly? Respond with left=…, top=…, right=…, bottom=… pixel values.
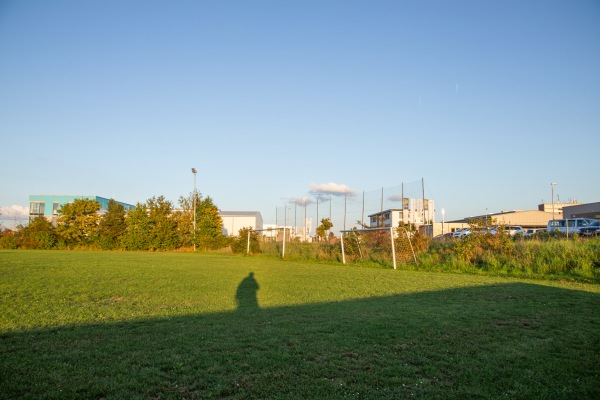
left=0, top=205, right=29, bottom=218
left=388, top=194, right=403, bottom=202
left=309, top=182, right=356, bottom=197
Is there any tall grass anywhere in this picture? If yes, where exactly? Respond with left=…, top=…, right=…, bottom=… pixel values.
left=419, top=236, right=600, bottom=282
left=255, top=236, right=600, bottom=282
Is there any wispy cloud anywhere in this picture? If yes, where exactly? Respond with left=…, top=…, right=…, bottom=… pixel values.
left=388, top=194, right=404, bottom=202
left=283, top=196, right=314, bottom=206
left=309, top=182, right=356, bottom=197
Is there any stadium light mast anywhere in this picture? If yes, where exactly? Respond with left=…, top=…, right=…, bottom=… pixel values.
left=551, top=182, right=557, bottom=221
left=192, top=168, right=197, bottom=251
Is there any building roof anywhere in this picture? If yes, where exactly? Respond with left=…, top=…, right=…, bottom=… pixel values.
left=219, top=211, right=262, bottom=217
left=449, top=209, right=557, bottom=228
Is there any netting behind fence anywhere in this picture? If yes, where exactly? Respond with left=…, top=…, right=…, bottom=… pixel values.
left=268, top=181, right=433, bottom=238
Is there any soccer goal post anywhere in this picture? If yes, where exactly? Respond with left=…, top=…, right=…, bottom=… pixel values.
left=339, top=227, right=417, bottom=269
left=248, top=227, right=288, bottom=258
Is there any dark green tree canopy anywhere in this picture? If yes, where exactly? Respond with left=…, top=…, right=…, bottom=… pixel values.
left=98, top=199, right=126, bottom=250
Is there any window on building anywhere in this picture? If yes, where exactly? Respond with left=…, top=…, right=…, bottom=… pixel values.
left=29, top=202, right=45, bottom=216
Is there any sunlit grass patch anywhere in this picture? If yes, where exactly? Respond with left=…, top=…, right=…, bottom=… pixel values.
left=1, top=250, right=599, bottom=399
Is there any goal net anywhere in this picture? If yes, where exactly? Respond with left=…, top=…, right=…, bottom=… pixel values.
left=340, top=227, right=416, bottom=269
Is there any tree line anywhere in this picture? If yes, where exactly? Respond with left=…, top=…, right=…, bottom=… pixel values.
left=0, top=194, right=235, bottom=251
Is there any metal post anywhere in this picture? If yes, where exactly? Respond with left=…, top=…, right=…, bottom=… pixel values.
left=247, top=229, right=251, bottom=255
left=361, top=191, right=365, bottom=227
left=344, top=193, right=347, bottom=231
left=390, top=227, right=397, bottom=270
left=551, top=182, right=557, bottom=221
left=340, top=232, right=346, bottom=264
left=191, top=168, right=197, bottom=251
left=407, top=230, right=417, bottom=263
left=282, top=226, right=286, bottom=258
left=316, top=197, right=319, bottom=242
left=442, top=208, right=445, bottom=235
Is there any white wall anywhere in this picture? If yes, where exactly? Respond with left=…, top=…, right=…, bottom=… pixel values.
left=221, top=215, right=258, bottom=236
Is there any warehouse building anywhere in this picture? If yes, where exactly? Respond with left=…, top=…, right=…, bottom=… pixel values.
left=220, top=211, right=263, bottom=236
left=561, top=202, right=600, bottom=219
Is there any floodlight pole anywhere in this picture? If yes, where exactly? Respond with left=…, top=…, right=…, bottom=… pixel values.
left=551, top=182, right=557, bottom=221
left=442, top=208, right=445, bottom=235
left=192, top=168, right=197, bottom=251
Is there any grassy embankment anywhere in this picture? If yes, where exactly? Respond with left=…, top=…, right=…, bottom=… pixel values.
left=1, top=250, right=599, bottom=399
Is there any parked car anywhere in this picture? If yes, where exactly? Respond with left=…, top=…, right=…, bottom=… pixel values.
left=433, top=232, right=455, bottom=240
left=547, top=218, right=597, bottom=235
left=453, top=228, right=470, bottom=238
left=579, top=220, right=600, bottom=237
left=491, top=225, right=524, bottom=237
left=524, top=228, right=546, bottom=237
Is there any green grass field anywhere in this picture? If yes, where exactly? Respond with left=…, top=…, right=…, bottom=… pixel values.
left=1, top=250, right=599, bottom=399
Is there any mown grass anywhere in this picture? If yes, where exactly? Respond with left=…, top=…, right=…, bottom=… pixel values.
left=1, top=250, right=599, bottom=399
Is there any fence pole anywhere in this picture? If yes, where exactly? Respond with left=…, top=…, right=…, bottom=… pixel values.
left=340, top=232, right=346, bottom=264
left=390, top=227, right=397, bottom=270
left=282, top=226, right=286, bottom=259
left=247, top=230, right=251, bottom=255
left=407, top=230, right=417, bottom=263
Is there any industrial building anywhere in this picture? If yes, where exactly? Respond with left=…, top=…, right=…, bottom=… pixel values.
left=561, top=202, right=600, bottom=219
left=220, top=211, right=263, bottom=236
left=428, top=209, right=562, bottom=237
left=368, top=198, right=435, bottom=228
left=29, top=195, right=135, bottom=225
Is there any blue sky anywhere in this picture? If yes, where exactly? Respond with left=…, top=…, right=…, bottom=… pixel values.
left=1, top=0, right=599, bottom=229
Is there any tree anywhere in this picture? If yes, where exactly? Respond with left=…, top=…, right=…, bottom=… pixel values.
left=15, top=217, right=57, bottom=249
left=316, top=218, right=333, bottom=242
left=177, top=192, right=199, bottom=248
left=231, top=227, right=261, bottom=254
left=121, top=203, right=151, bottom=250
left=196, top=196, right=227, bottom=251
left=146, top=196, right=180, bottom=250
left=98, top=199, right=126, bottom=250
left=56, top=198, right=101, bottom=247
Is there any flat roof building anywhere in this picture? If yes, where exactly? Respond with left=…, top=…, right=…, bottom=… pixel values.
left=29, top=195, right=135, bottom=224
left=449, top=209, right=559, bottom=230
left=368, top=199, right=435, bottom=228
left=562, top=202, right=600, bottom=219
left=220, top=211, right=263, bottom=236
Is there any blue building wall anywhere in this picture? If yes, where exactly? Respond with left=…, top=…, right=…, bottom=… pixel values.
left=28, top=195, right=135, bottom=221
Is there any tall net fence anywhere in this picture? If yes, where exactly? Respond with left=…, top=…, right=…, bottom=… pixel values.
left=267, top=181, right=430, bottom=239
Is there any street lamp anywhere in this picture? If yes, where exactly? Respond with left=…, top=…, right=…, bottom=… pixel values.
left=192, top=168, right=197, bottom=251
left=441, top=208, right=445, bottom=234
left=551, top=182, right=557, bottom=221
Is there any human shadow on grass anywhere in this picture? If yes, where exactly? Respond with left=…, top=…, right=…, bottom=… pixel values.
left=235, top=272, right=260, bottom=312
left=1, top=283, right=599, bottom=399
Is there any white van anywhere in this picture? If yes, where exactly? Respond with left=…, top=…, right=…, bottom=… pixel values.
left=546, top=218, right=597, bottom=235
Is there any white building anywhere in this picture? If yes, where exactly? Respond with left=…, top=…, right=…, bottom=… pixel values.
left=220, top=211, right=263, bottom=236
left=368, top=199, right=435, bottom=228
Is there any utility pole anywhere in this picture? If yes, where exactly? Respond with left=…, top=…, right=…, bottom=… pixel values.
left=191, top=168, right=197, bottom=251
